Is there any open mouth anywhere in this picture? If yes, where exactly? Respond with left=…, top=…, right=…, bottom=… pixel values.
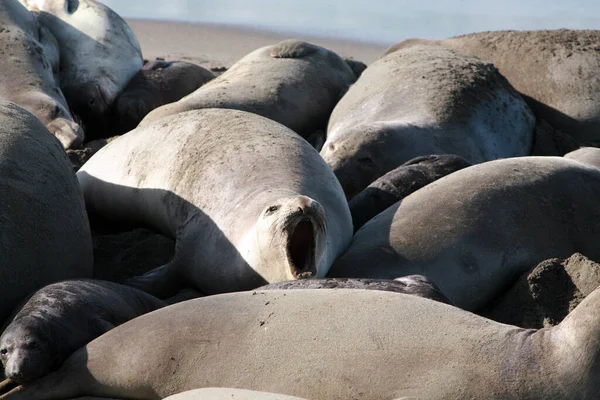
left=287, top=218, right=316, bottom=279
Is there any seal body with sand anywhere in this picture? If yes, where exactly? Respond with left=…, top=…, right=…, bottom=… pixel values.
left=77, top=109, right=352, bottom=297
left=564, top=147, right=600, bottom=169
left=330, top=156, right=600, bottom=311
left=321, top=43, right=535, bottom=199
left=140, top=40, right=357, bottom=138
left=3, top=288, right=600, bottom=399
left=0, top=0, right=83, bottom=148
left=0, top=279, right=166, bottom=384
left=0, top=102, right=92, bottom=324
left=385, top=30, right=600, bottom=145
left=21, top=0, right=143, bottom=139
left=112, top=59, right=214, bottom=135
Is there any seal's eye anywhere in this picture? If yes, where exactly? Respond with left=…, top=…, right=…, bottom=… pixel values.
left=265, top=205, right=280, bottom=215
left=89, top=98, right=95, bottom=107
left=67, top=0, right=79, bottom=14
left=0, top=348, right=7, bottom=355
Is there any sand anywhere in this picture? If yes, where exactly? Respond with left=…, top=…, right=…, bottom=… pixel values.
left=126, top=19, right=388, bottom=69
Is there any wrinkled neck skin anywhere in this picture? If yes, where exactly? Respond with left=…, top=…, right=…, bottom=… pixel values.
left=237, top=190, right=328, bottom=283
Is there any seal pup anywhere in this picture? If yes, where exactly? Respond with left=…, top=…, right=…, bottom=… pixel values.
left=0, top=0, right=83, bottom=148
left=140, top=40, right=356, bottom=139
left=386, top=30, right=600, bottom=145
left=21, top=0, right=143, bottom=139
left=321, top=42, right=535, bottom=199
left=112, top=59, right=214, bottom=135
left=564, top=147, right=600, bottom=169
left=329, top=156, right=600, bottom=311
left=349, top=154, right=471, bottom=230
left=257, top=276, right=452, bottom=304
left=2, top=288, right=600, bottom=399
left=0, top=279, right=165, bottom=384
left=0, top=101, right=92, bottom=324
left=77, top=109, right=352, bottom=298
left=165, top=388, right=308, bottom=400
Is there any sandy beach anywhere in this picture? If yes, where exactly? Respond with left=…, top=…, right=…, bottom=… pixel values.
left=126, top=19, right=389, bottom=69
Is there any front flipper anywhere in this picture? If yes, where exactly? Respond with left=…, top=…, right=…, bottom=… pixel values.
left=0, top=379, right=17, bottom=396
left=124, top=263, right=182, bottom=299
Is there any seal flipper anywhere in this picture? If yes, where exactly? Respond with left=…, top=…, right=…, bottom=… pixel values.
left=123, top=263, right=183, bottom=300
left=0, top=379, right=17, bottom=396
left=270, top=40, right=319, bottom=59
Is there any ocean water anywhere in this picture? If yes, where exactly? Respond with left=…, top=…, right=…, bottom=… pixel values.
left=102, top=0, right=600, bottom=45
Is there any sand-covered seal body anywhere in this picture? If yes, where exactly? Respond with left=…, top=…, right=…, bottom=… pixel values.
left=112, top=59, right=214, bottom=135
left=0, top=102, right=92, bottom=324
left=21, top=0, right=143, bottom=139
left=564, top=147, right=600, bottom=168
left=321, top=43, right=535, bottom=199
left=349, top=154, right=471, bottom=230
left=140, top=40, right=356, bottom=138
left=258, top=276, right=451, bottom=304
left=330, top=156, right=600, bottom=311
left=0, top=279, right=165, bottom=384
left=2, top=288, right=599, bottom=399
left=0, top=0, right=83, bottom=148
left=78, top=109, right=352, bottom=297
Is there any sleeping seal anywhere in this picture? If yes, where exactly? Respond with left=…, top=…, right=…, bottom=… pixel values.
left=0, top=0, right=83, bottom=148
left=77, top=109, right=352, bottom=298
left=2, top=288, right=600, bottom=399
left=0, top=279, right=166, bottom=384
left=140, top=40, right=356, bottom=139
left=21, top=0, right=143, bottom=139
left=0, top=101, right=92, bottom=324
left=329, top=156, right=600, bottom=311
left=321, top=42, right=535, bottom=199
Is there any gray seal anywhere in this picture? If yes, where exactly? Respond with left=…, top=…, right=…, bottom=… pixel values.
left=0, top=279, right=166, bottom=384
left=2, top=288, right=599, bottom=399
left=563, top=147, right=600, bottom=169
left=321, top=42, right=535, bottom=199
left=0, top=0, right=83, bottom=148
left=329, top=156, right=600, bottom=311
left=140, top=40, right=357, bottom=139
left=77, top=109, right=352, bottom=298
left=0, top=101, right=92, bottom=325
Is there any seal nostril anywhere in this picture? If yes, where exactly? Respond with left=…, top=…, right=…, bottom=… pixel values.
left=297, top=207, right=303, bottom=215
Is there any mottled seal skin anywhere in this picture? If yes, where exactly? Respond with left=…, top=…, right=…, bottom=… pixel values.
left=321, top=42, right=535, bottom=199
left=140, top=40, right=356, bottom=138
left=257, top=276, right=451, bottom=304
left=564, top=147, right=600, bottom=169
left=21, top=0, right=143, bottom=139
left=0, top=0, right=83, bottom=148
left=112, top=59, right=215, bottom=135
left=0, top=279, right=165, bottom=384
left=3, top=288, right=600, bottom=399
left=384, top=31, right=600, bottom=145
left=349, top=154, right=472, bottom=231
left=77, top=109, right=352, bottom=298
left=165, top=388, right=308, bottom=400
left=329, top=157, right=600, bottom=311
left=0, top=102, right=92, bottom=325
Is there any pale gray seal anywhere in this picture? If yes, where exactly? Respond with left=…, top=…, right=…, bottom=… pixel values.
left=349, top=154, right=471, bottom=231
left=321, top=42, right=535, bottom=199
left=0, top=0, right=83, bottom=148
left=21, top=0, right=143, bottom=139
left=0, top=101, right=92, bottom=325
left=77, top=109, right=352, bottom=298
left=0, top=279, right=166, bottom=384
left=2, top=288, right=599, bottom=399
left=384, top=31, right=600, bottom=145
left=329, top=156, right=600, bottom=311
left=140, top=40, right=356, bottom=139
left=564, top=147, right=600, bottom=168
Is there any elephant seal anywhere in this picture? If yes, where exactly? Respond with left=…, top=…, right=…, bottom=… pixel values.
left=564, top=147, right=600, bottom=168
left=21, top=0, right=143, bottom=139
left=257, top=276, right=451, bottom=304
left=112, top=59, right=214, bottom=135
left=349, top=154, right=471, bottom=230
left=77, top=109, right=352, bottom=298
left=321, top=42, right=535, bottom=199
left=0, top=279, right=166, bottom=384
left=385, top=31, right=600, bottom=145
left=329, top=156, right=600, bottom=311
left=0, top=0, right=83, bottom=148
left=140, top=40, right=356, bottom=139
left=2, top=288, right=599, bottom=399
left=0, top=102, right=92, bottom=325
left=165, top=388, right=307, bottom=400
